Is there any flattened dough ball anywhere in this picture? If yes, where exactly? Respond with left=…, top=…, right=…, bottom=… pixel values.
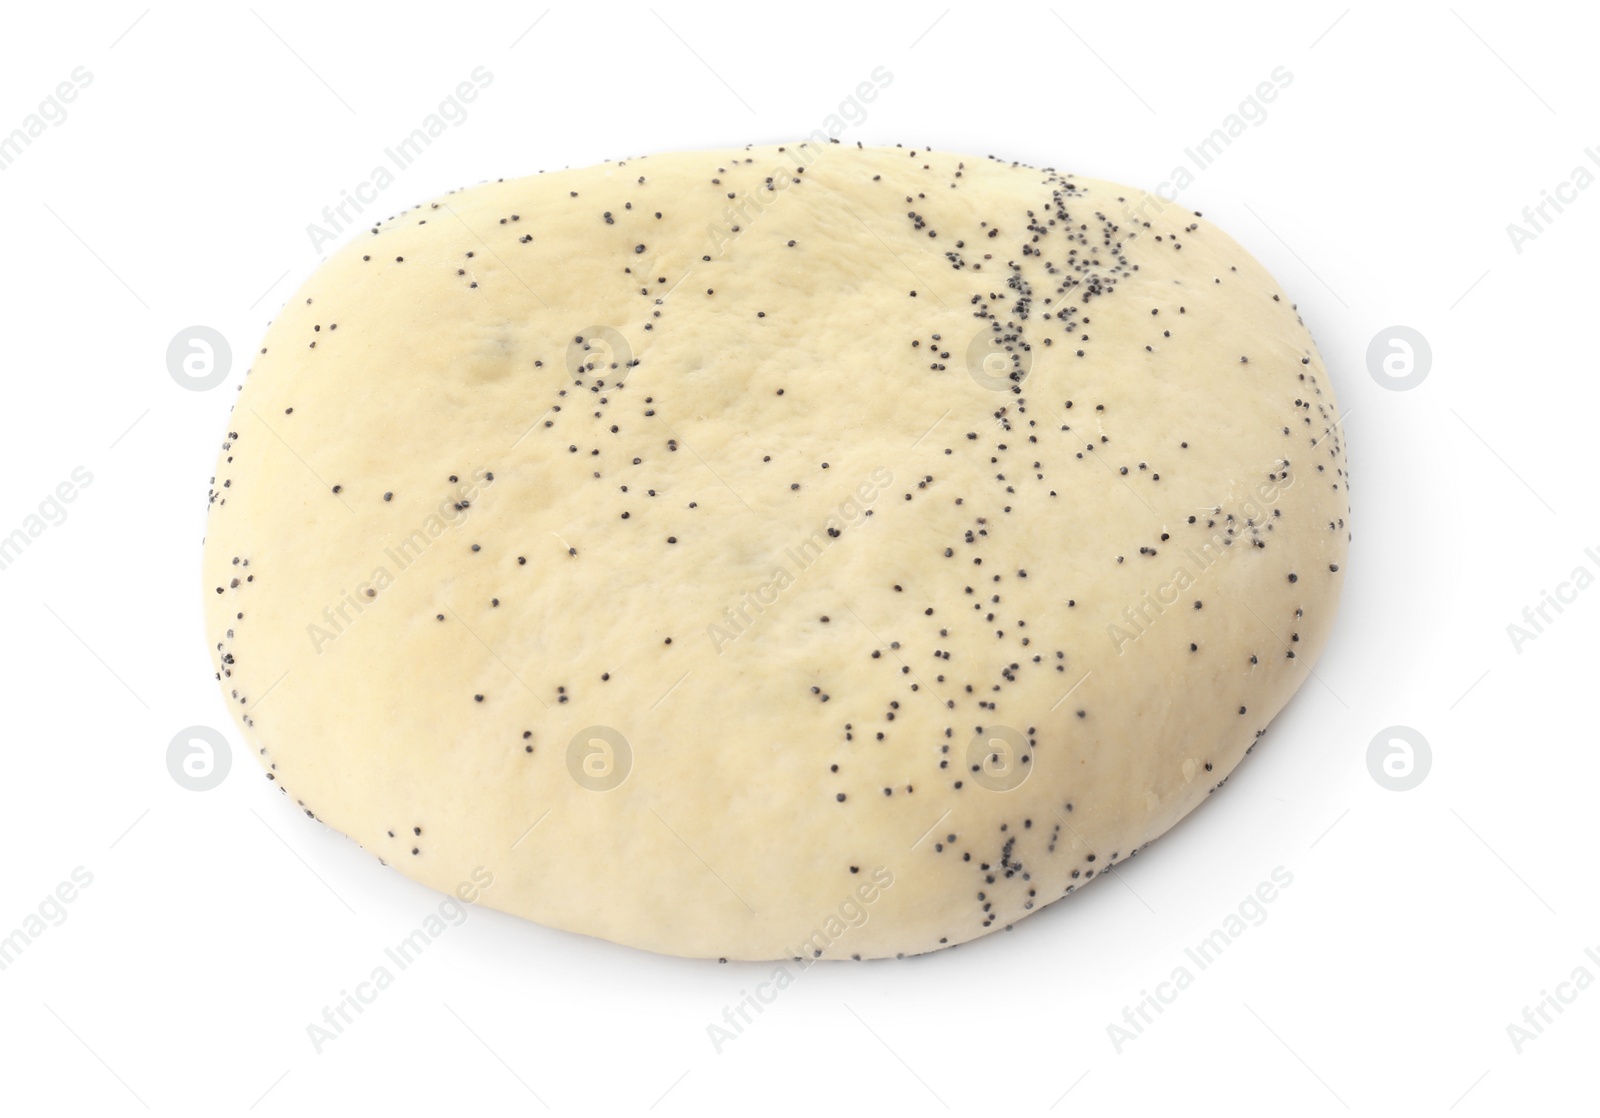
left=202, top=144, right=1350, bottom=960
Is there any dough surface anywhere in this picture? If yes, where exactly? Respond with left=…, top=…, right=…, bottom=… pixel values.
left=203, top=143, right=1350, bottom=960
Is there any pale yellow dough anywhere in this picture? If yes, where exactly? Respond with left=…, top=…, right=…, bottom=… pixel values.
left=203, top=143, right=1349, bottom=960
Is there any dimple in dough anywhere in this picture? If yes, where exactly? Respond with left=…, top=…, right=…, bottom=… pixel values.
left=202, top=143, right=1350, bottom=961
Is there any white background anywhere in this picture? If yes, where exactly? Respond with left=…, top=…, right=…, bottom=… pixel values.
left=1, top=2, right=1595, bottom=1114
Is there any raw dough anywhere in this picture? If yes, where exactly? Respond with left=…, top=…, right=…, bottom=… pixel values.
left=202, top=143, right=1350, bottom=960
